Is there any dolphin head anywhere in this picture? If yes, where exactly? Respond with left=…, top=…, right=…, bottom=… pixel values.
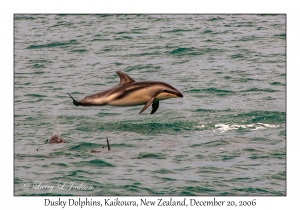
left=155, top=82, right=183, bottom=100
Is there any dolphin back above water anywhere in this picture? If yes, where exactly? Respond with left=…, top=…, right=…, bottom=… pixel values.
left=68, top=71, right=183, bottom=114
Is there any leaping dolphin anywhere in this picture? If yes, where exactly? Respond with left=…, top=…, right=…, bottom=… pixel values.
left=68, top=71, right=183, bottom=114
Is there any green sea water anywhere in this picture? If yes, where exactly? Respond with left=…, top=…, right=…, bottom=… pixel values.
left=14, top=14, right=286, bottom=196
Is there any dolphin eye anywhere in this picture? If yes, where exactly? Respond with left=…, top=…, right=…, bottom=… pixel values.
left=163, top=89, right=168, bottom=92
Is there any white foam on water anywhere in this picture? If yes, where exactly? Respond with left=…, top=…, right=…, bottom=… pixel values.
left=214, top=123, right=282, bottom=132
left=194, top=123, right=283, bottom=133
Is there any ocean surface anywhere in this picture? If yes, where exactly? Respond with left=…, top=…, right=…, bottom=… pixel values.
left=14, top=14, right=286, bottom=196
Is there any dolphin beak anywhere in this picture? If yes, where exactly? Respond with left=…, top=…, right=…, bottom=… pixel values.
left=177, top=92, right=183, bottom=97
left=169, top=89, right=183, bottom=98
left=168, top=89, right=183, bottom=98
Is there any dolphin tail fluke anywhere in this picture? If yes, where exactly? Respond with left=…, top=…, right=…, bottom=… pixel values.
left=68, top=93, right=80, bottom=106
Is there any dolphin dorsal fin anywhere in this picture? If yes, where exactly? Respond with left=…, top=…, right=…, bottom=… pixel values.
left=116, top=71, right=135, bottom=85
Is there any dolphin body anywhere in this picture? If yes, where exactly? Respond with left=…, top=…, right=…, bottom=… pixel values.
left=68, top=71, right=183, bottom=114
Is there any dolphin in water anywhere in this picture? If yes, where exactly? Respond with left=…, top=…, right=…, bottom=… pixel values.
left=48, top=134, right=65, bottom=144
left=68, top=71, right=183, bottom=114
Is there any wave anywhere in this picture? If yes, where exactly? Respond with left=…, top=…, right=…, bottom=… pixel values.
left=69, top=142, right=104, bottom=151
left=136, top=152, right=166, bottom=159
left=124, top=64, right=161, bottom=72
left=170, top=47, right=225, bottom=56
left=241, top=88, right=279, bottom=92
left=187, top=88, right=235, bottom=95
left=26, top=40, right=79, bottom=49
left=74, top=159, right=114, bottom=167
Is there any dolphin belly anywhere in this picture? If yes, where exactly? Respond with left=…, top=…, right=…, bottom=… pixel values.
left=108, top=89, right=150, bottom=106
left=80, top=92, right=118, bottom=106
left=108, top=99, right=146, bottom=106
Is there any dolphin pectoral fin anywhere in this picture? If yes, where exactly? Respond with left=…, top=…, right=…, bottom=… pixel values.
left=139, top=98, right=155, bottom=114
left=151, top=101, right=159, bottom=115
left=68, top=93, right=80, bottom=106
